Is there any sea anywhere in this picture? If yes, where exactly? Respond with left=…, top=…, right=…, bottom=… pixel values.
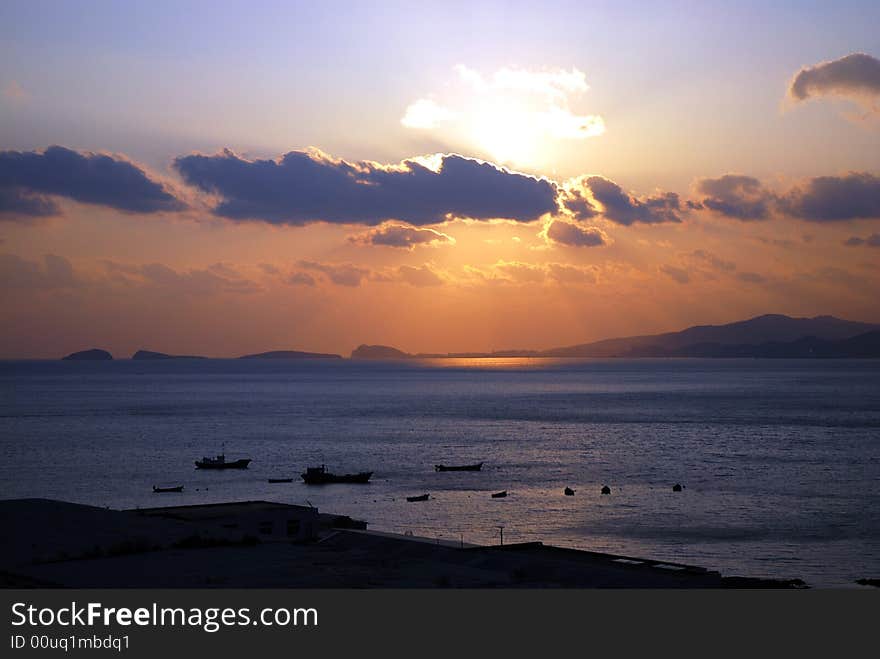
left=1, top=357, right=878, bottom=587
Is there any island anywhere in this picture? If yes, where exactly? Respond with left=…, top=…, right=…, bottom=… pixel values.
left=132, top=350, right=206, bottom=360
left=350, top=344, right=411, bottom=359
left=62, top=349, right=113, bottom=361
left=238, top=350, right=341, bottom=359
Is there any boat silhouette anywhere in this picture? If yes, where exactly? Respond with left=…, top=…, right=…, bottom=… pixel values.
left=152, top=485, right=183, bottom=493
left=194, top=453, right=251, bottom=470
left=435, top=462, right=483, bottom=472
left=301, top=465, right=372, bottom=485
left=406, top=493, right=430, bottom=502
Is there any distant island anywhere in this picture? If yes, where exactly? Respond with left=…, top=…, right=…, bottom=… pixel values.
left=350, top=315, right=880, bottom=360
left=57, top=315, right=880, bottom=362
left=239, top=350, right=342, bottom=360
left=132, top=350, right=207, bottom=360
left=62, top=348, right=113, bottom=361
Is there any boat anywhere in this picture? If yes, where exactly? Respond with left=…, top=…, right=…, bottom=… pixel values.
left=491, top=490, right=507, bottom=498
left=406, top=494, right=430, bottom=502
left=152, top=485, right=183, bottom=493
left=268, top=478, right=293, bottom=483
left=601, top=485, right=611, bottom=495
left=301, top=465, right=373, bottom=485
left=194, top=453, right=251, bottom=470
left=564, top=487, right=575, bottom=496
left=434, top=462, right=483, bottom=472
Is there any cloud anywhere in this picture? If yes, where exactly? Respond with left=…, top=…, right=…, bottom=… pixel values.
left=544, top=219, right=607, bottom=247
left=466, top=260, right=598, bottom=286
left=0, top=253, right=79, bottom=289
left=287, top=271, right=317, bottom=286
left=174, top=149, right=558, bottom=226
left=297, top=260, right=370, bottom=287
left=350, top=223, right=455, bottom=249
left=0, top=146, right=184, bottom=218
left=777, top=172, right=880, bottom=221
left=0, top=187, right=59, bottom=219
left=389, top=264, right=445, bottom=287
left=788, top=53, right=880, bottom=110
left=400, top=65, right=604, bottom=166
left=659, top=263, right=690, bottom=284
left=400, top=99, right=458, bottom=129
left=566, top=176, right=681, bottom=225
left=694, top=175, right=773, bottom=220
left=690, top=249, right=736, bottom=272
left=844, top=233, right=880, bottom=247
left=104, top=261, right=261, bottom=295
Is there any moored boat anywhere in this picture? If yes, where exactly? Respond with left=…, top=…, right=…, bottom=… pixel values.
left=194, top=453, right=251, bottom=470
left=301, top=465, right=372, bottom=485
left=153, top=485, right=184, bottom=493
left=434, top=462, right=483, bottom=472
left=406, top=493, right=430, bottom=502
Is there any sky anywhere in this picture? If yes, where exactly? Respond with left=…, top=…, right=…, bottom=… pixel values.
left=1, top=0, right=879, bottom=358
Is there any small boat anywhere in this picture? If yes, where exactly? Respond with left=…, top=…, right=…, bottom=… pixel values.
left=435, top=462, right=483, bottom=472
left=672, top=483, right=683, bottom=492
left=301, top=465, right=373, bottom=485
left=153, top=485, right=183, bottom=493
left=194, top=453, right=251, bottom=470
left=491, top=490, right=507, bottom=498
left=601, top=485, right=611, bottom=495
left=406, top=494, right=430, bottom=502
left=268, top=478, right=293, bottom=483
left=564, top=487, right=575, bottom=496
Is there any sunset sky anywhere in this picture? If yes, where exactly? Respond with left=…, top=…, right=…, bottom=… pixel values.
left=2, top=0, right=879, bottom=358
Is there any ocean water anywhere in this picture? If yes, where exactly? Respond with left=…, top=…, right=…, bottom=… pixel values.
left=1, top=357, right=878, bottom=587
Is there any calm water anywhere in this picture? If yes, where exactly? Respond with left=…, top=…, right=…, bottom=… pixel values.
left=1, top=358, right=878, bottom=587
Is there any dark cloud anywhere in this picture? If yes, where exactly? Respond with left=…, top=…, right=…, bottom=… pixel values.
left=0, top=187, right=59, bottom=219
left=0, top=146, right=184, bottom=216
left=694, top=175, right=772, bottom=220
left=789, top=53, right=880, bottom=104
left=844, top=233, right=880, bottom=247
left=578, top=176, right=681, bottom=225
left=777, top=173, right=880, bottom=221
left=297, top=260, right=370, bottom=287
left=174, top=149, right=558, bottom=226
left=352, top=224, right=455, bottom=249
left=545, top=219, right=607, bottom=247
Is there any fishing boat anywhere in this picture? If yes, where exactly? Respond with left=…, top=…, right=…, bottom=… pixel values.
left=406, top=494, right=430, bottom=502
left=434, top=462, right=483, bottom=472
left=301, top=465, right=372, bottom=485
left=194, top=453, right=251, bottom=470
left=267, top=478, right=293, bottom=483
left=491, top=490, right=507, bottom=498
left=152, top=485, right=183, bottom=493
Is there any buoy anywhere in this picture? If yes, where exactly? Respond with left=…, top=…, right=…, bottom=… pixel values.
left=601, top=485, right=611, bottom=495
left=672, top=483, right=683, bottom=492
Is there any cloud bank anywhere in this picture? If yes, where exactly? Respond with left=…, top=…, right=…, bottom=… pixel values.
left=562, top=176, right=682, bottom=225
left=0, top=146, right=183, bottom=218
left=174, top=150, right=558, bottom=226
